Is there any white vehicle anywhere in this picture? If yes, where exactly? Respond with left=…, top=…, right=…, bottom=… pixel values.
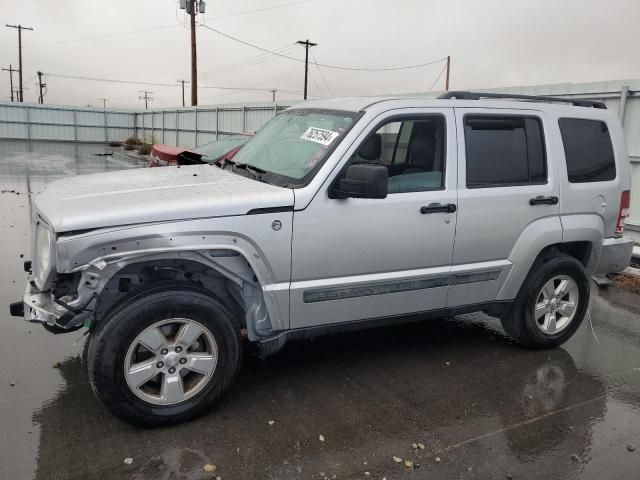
left=11, top=91, right=633, bottom=426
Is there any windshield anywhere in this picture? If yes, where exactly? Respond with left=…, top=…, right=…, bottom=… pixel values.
left=229, top=109, right=358, bottom=186
left=197, top=135, right=251, bottom=162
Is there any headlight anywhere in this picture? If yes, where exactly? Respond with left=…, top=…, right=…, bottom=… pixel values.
left=33, top=221, right=54, bottom=290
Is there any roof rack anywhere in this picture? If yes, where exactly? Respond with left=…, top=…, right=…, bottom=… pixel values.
left=437, top=91, right=607, bottom=109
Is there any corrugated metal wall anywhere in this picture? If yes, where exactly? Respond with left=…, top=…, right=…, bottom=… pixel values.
left=0, top=103, right=136, bottom=142
left=134, top=104, right=289, bottom=147
left=0, top=102, right=290, bottom=146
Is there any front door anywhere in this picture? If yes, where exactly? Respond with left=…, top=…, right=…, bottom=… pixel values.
left=290, top=108, right=458, bottom=329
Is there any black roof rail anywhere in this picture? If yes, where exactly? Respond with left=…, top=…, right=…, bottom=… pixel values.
left=437, top=91, right=607, bottom=109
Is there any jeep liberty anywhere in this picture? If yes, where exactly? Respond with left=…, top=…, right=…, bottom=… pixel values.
left=10, top=92, right=634, bottom=426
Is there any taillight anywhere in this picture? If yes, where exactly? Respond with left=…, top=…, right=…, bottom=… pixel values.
left=616, top=190, right=631, bottom=235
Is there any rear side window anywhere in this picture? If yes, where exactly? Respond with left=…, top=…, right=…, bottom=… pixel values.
left=464, top=115, right=547, bottom=188
left=559, top=118, right=616, bottom=183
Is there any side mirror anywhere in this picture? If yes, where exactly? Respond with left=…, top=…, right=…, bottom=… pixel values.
left=332, top=164, right=388, bottom=199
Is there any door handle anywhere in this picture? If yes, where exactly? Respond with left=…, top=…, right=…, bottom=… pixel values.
left=420, top=203, right=457, bottom=214
left=529, top=195, right=558, bottom=206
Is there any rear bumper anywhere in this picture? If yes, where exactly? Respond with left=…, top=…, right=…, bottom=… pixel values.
left=594, top=237, right=635, bottom=274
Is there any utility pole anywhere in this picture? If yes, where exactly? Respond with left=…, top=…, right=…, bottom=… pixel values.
left=179, top=0, right=205, bottom=105
left=138, top=90, right=153, bottom=110
left=270, top=89, right=277, bottom=103
left=296, top=39, right=317, bottom=100
left=188, top=0, right=198, bottom=105
left=445, top=55, right=451, bottom=91
left=6, top=24, right=34, bottom=102
left=37, top=71, right=46, bottom=104
left=99, top=98, right=108, bottom=109
left=2, top=65, right=18, bottom=102
left=177, top=79, right=189, bottom=107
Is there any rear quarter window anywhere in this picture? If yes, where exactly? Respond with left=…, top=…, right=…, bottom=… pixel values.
left=559, top=118, right=616, bottom=183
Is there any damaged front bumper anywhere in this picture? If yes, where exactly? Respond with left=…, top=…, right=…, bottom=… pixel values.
left=10, top=280, right=87, bottom=333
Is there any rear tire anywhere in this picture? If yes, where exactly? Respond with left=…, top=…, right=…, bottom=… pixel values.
left=501, top=253, right=590, bottom=349
left=87, top=283, right=242, bottom=427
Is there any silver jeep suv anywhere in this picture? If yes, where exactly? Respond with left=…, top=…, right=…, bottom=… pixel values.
left=10, top=92, right=634, bottom=426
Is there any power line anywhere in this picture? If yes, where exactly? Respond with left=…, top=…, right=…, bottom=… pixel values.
left=209, top=0, right=320, bottom=21
left=310, top=50, right=334, bottom=97
left=28, top=24, right=180, bottom=47
left=200, top=44, right=298, bottom=77
left=199, top=24, right=448, bottom=72
left=427, top=62, right=448, bottom=93
left=44, top=72, right=282, bottom=92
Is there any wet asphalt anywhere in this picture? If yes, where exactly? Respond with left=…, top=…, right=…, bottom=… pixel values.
left=0, top=140, right=639, bottom=480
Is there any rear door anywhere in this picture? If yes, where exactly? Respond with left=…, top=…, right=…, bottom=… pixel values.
left=449, top=108, right=560, bottom=307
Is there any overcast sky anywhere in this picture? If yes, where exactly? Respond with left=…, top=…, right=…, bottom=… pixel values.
left=0, top=0, right=638, bottom=109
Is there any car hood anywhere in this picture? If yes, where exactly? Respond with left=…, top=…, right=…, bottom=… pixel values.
left=34, top=165, right=294, bottom=232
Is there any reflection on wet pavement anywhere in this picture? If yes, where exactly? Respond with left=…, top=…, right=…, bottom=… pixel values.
left=1, top=141, right=639, bottom=479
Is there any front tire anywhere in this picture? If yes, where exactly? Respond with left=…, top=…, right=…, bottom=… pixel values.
left=501, top=253, right=590, bottom=349
left=88, top=283, right=242, bottom=427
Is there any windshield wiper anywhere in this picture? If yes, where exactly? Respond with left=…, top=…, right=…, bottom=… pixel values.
left=231, top=162, right=267, bottom=181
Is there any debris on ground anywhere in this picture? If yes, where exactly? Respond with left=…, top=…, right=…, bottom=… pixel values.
left=607, top=269, right=640, bottom=294
left=411, top=443, right=418, bottom=450
left=318, top=434, right=325, bottom=442
left=1, top=189, right=21, bottom=195
left=92, top=152, right=114, bottom=156
left=435, top=456, right=441, bottom=462
left=404, top=460, right=415, bottom=469
left=124, top=136, right=142, bottom=147
left=9, top=382, right=16, bottom=387
left=392, top=456, right=402, bottom=463
left=627, top=444, right=636, bottom=452
left=268, top=420, right=275, bottom=425
left=417, top=443, right=425, bottom=450
left=570, top=454, right=580, bottom=462
left=203, top=464, right=216, bottom=473
left=123, top=458, right=133, bottom=465
left=137, top=144, right=152, bottom=155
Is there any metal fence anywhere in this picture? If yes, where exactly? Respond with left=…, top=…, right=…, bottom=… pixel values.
left=135, top=103, right=291, bottom=147
left=0, top=101, right=291, bottom=145
left=0, top=102, right=136, bottom=143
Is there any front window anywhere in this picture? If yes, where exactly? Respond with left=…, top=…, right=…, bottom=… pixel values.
left=228, top=109, right=358, bottom=186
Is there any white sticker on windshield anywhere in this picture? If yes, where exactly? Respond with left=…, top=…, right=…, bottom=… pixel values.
left=300, top=127, right=340, bottom=146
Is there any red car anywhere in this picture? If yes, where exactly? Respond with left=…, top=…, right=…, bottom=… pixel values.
left=148, top=134, right=253, bottom=167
